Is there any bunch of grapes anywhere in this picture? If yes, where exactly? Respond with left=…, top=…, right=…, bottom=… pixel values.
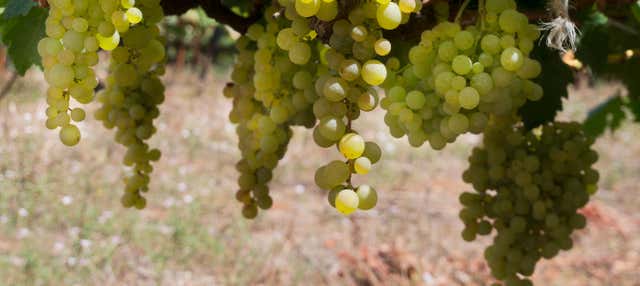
left=315, top=132, right=382, bottom=214
left=459, top=121, right=599, bottom=285
left=38, top=0, right=118, bottom=146
left=225, top=3, right=328, bottom=218
left=381, top=0, right=543, bottom=149
left=295, top=0, right=420, bottom=215
left=94, top=0, right=166, bottom=209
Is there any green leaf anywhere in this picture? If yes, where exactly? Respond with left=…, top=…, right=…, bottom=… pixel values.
left=575, top=9, right=610, bottom=74
left=2, top=0, right=36, bottom=19
left=1, top=7, right=47, bottom=74
left=633, top=1, right=640, bottom=23
left=583, top=95, right=627, bottom=138
left=518, top=44, right=574, bottom=129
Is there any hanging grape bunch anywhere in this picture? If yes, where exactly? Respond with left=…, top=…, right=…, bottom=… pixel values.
left=460, top=121, right=599, bottom=286
left=382, top=0, right=543, bottom=149
left=38, top=0, right=167, bottom=208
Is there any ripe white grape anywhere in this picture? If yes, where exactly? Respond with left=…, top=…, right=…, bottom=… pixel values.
left=377, top=2, right=402, bottom=30
left=339, top=133, right=365, bottom=159
left=335, top=189, right=359, bottom=215
left=362, top=60, right=387, bottom=86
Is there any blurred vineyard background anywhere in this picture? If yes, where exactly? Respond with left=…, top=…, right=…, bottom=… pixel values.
left=0, top=8, right=640, bottom=286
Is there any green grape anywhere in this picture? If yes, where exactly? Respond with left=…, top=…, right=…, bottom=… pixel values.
left=362, top=141, right=382, bottom=163
left=339, top=59, right=361, bottom=81
left=318, top=116, right=346, bottom=141
left=459, top=87, right=480, bottom=109
left=361, top=60, right=387, bottom=86
left=376, top=2, right=402, bottom=30
left=126, top=8, right=143, bottom=24
left=316, top=0, right=338, bottom=21
left=500, top=47, right=524, bottom=71
left=289, top=42, right=311, bottom=65
left=405, top=90, right=426, bottom=110
left=335, top=189, right=359, bottom=215
left=339, top=133, right=365, bottom=159
left=297, top=0, right=322, bottom=17
left=350, top=25, right=368, bottom=42
left=374, top=38, right=391, bottom=56
left=354, top=157, right=372, bottom=174
left=323, top=77, right=348, bottom=102
left=452, top=55, right=473, bottom=75
left=70, top=108, right=86, bottom=122
left=454, top=30, right=475, bottom=50
left=59, top=124, right=81, bottom=146
left=356, top=185, right=378, bottom=210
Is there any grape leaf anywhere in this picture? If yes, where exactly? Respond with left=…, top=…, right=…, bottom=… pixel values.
left=518, top=43, right=574, bottom=130
left=2, top=0, right=36, bottom=19
left=583, top=94, right=627, bottom=138
left=1, top=7, right=46, bottom=74
left=633, top=1, right=640, bottom=23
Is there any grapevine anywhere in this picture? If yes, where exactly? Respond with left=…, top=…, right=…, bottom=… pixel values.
left=4, top=0, right=639, bottom=284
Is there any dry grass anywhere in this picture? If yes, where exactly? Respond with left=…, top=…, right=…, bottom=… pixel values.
left=0, top=69, right=639, bottom=286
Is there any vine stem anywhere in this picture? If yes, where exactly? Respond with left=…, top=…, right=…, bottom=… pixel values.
left=478, top=0, right=486, bottom=30
left=455, top=0, right=473, bottom=24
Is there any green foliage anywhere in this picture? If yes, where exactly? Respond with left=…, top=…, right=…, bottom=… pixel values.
left=576, top=6, right=640, bottom=136
left=518, top=43, right=573, bottom=130
left=583, top=94, right=627, bottom=138
left=3, top=0, right=37, bottom=19
left=0, top=6, right=47, bottom=75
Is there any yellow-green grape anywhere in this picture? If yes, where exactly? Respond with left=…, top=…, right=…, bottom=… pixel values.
left=500, top=47, right=524, bottom=71
left=339, top=133, right=365, bottom=159
left=459, top=87, right=480, bottom=109
left=452, top=55, right=473, bottom=75
left=96, top=32, right=120, bottom=51
left=361, top=60, right=387, bottom=86
left=335, top=189, right=359, bottom=215
left=339, top=59, right=361, bottom=81
left=45, top=64, right=75, bottom=88
left=121, top=0, right=135, bottom=9
left=374, top=38, right=391, bottom=56
left=398, top=0, right=417, bottom=13
left=356, top=185, right=377, bottom=210
left=323, top=77, right=348, bottom=101
left=353, top=157, right=372, bottom=174
left=362, top=141, right=382, bottom=164
left=59, top=124, right=81, bottom=146
left=289, top=42, right=311, bottom=65
left=357, top=91, right=378, bottom=111
left=316, top=0, right=338, bottom=21
left=70, top=108, right=86, bottom=122
left=295, top=0, right=321, bottom=17
left=350, top=25, right=368, bottom=42
left=242, top=204, right=258, bottom=219
left=126, top=8, right=143, bottom=24
left=377, top=2, right=402, bottom=30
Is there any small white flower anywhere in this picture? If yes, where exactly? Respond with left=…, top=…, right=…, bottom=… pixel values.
left=98, top=211, right=113, bottom=224
left=53, top=241, right=65, bottom=253
left=177, top=182, right=187, bottom=192
left=80, top=239, right=92, bottom=250
left=163, top=197, right=176, bottom=208
left=295, top=184, right=305, bottom=194
left=18, top=208, right=28, bottom=217
left=61, top=196, right=73, bottom=206
left=183, top=195, right=194, bottom=204
left=17, top=228, right=30, bottom=239
left=67, top=256, right=77, bottom=266
left=10, top=256, right=26, bottom=267
left=68, top=227, right=80, bottom=237
left=110, top=235, right=122, bottom=245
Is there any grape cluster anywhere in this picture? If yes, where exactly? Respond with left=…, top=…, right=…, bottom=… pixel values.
left=297, top=0, right=419, bottom=215
left=226, top=4, right=324, bottom=218
left=382, top=0, right=543, bottom=149
left=38, top=0, right=165, bottom=208
left=316, top=132, right=382, bottom=215
left=38, top=0, right=111, bottom=146
left=459, top=121, right=599, bottom=285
